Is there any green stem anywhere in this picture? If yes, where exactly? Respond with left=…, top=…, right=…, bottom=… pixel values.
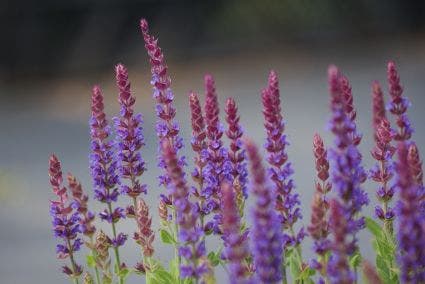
left=107, top=203, right=124, bottom=284
left=93, top=262, right=101, bottom=284
left=66, top=239, right=80, bottom=284
left=89, top=236, right=101, bottom=284
left=170, top=205, right=181, bottom=283
left=282, top=266, right=288, bottom=284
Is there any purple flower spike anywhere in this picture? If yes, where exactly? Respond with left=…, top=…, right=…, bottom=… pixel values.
left=114, top=63, right=147, bottom=216
left=407, top=143, right=423, bottom=186
left=188, top=91, right=208, bottom=220
left=68, top=173, right=96, bottom=237
left=387, top=61, right=413, bottom=141
left=140, top=18, right=185, bottom=204
left=245, top=139, right=283, bottom=284
left=221, top=183, right=252, bottom=284
left=203, top=74, right=230, bottom=233
left=89, top=85, right=126, bottom=281
left=327, top=199, right=355, bottom=284
left=308, top=134, right=331, bottom=276
left=371, top=81, right=386, bottom=142
left=340, top=75, right=362, bottom=146
left=395, top=142, right=425, bottom=283
left=90, top=86, right=121, bottom=208
left=262, top=70, right=303, bottom=248
left=161, top=140, right=207, bottom=280
left=225, top=97, right=248, bottom=208
left=328, top=65, right=368, bottom=253
left=49, top=155, right=83, bottom=278
left=370, top=118, right=396, bottom=229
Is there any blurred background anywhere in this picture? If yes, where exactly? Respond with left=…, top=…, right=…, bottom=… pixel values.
left=0, top=0, right=425, bottom=283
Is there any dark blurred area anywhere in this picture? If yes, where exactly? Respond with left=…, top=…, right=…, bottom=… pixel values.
left=1, top=0, right=425, bottom=82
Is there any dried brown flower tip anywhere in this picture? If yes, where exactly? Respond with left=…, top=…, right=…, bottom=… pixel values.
left=134, top=198, right=155, bottom=257
left=83, top=272, right=94, bottom=284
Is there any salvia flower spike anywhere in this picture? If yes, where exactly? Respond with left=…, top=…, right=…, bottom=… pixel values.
left=327, top=199, right=355, bottom=284
left=203, top=74, right=231, bottom=234
left=327, top=65, right=368, bottom=253
left=221, top=182, right=252, bottom=284
left=68, top=173, right=101, bottom=284
left=261, top=70, right=304, bottom=249
left=395, top=142, right=425, bottom=283
left=49, top=155, right=83, bottom=281
left=407, top=142, right=425, bottom=213
left=89, top=85, right=126, bottom=283
left=370, top=118, right=396, bottom=232
left=387, top=61, right=413, bottom=141
left=114, top=63, right=147, bottom=215
left=140, top=18, right=185, bottom=197
left=371, top=81, right=386, bottom=142
left=68, top=173, right=96, bottom=238
left=245, top=139, right=283, bottom=284
left=308, top=134, right=331, bottom=279
left=407, top=142, right=423, bottom=186
left=161, top=140, right=207, bottom=280
left=188, top=91, right=208, bottom=226
left=225, top=97, right=248, bottom=213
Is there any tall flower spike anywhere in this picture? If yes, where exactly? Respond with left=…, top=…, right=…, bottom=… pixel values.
left=327, top=199, right=354, bottom=284
left=340, top=75, right=362, bottom=146
left=407, top=142, right=423, bottom=186
left=371, top=81, right=386, bottom=142
left=89, top=85, right=126, bottom=283
left=328, top=65, right=368, bottom=254
left=203, top=74, right=230, bottom=233
left=221, top=183, right=251, bottom=284
left=161, top=140, right=207, bottom=279
left=245, top=139, right=283, bottom=284
left=308, top=134, right=331, bottom=278
left=188, top=91, right=208, bottom=225
left=225, top=97, right=248, bottom=212
left=261, top=70, right=303, bottom=248
left=134, top=198, right=155, bottom=258
left=387, top=61, right=413, bottom=141
left=89, top=85, right=122, bottom=222
left=114, top=64, right=147, bottom=215
left=139, top=18, right=185, bottom=203
left=68, top=173, right=96, bottom=237
left=395, top=142, right=425, bottom=283
left=49, top=155, right=83, bottom=278
left=370, top=118, right=396, bottom=231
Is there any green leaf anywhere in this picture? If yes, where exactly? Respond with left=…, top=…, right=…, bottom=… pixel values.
left=365, top=217, right=382, bottom=238
left=298, top=266, right=316, bottom=281
left=183, top=278, right=194, bottom=284
left=146, top=269, right=174, bottom=284
left=86, top=254, right=96, bottom=268
left=117, top=267, right=132, bottom=279
left=288, top=251, right=301, bottom=280
left=207, top=251, right=221, bottom=267
left=349, top=251, right=362, bottom=268
left=169, top=257, right=180, bottom=281
left=160, top=229, right=176, bottom=244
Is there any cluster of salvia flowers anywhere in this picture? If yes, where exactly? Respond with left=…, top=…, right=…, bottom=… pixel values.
left=47, top=18, right=425, bottom=284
